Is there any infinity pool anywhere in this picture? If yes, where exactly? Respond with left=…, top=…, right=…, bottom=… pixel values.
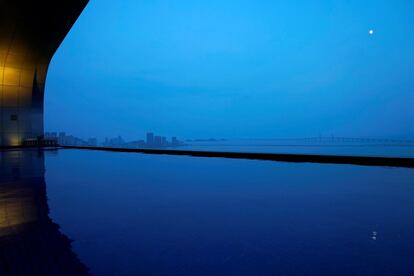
left=1, top=149, right=414, bottom=275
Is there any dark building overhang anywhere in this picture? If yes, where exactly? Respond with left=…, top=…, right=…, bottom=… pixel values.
left=0, top=0, right=88, bottom=146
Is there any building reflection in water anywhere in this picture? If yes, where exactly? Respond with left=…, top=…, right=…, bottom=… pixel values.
left=0, top=149, right=89, bottom=275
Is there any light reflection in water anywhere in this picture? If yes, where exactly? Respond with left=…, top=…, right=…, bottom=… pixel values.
left=0, top=149, right=89, bottom=275
left=0, top=150, right=44, bottom=236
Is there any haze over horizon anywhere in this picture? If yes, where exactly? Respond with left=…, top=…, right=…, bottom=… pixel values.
left=45, top=0, right=414, bottom=140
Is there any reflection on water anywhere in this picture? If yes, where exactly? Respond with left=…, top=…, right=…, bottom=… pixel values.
left=2, top=149, right=414, bottom=275
left=46, top=150, right=414, bottom=275
left=0, top=150, right=89, bottom=275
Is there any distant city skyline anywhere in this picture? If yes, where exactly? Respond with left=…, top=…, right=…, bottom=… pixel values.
left=44, top=129, right=414, bottom=143
left=45, top=131, right=183, bottom=148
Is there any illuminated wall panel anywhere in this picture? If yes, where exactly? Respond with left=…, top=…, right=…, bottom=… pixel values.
left=0, top=0, right=88, bottom=146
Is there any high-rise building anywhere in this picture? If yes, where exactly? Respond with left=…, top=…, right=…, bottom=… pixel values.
left=154, top=136, right=162, bottom=147
left=146, top=132, right=154, bottom=146
left=172, top=137, right=178, bottom=146
left=58, top=132, right=66, bottom=145
left=161, top=136, right=167, bottom=146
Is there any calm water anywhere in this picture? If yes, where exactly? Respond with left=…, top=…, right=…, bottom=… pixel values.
left=172, top=140, right=414, bottom=157
left=1, top=149, right=414, bottom=275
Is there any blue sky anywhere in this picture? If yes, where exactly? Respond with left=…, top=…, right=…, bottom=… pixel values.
left=45, top=0, right=414, bottom=140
